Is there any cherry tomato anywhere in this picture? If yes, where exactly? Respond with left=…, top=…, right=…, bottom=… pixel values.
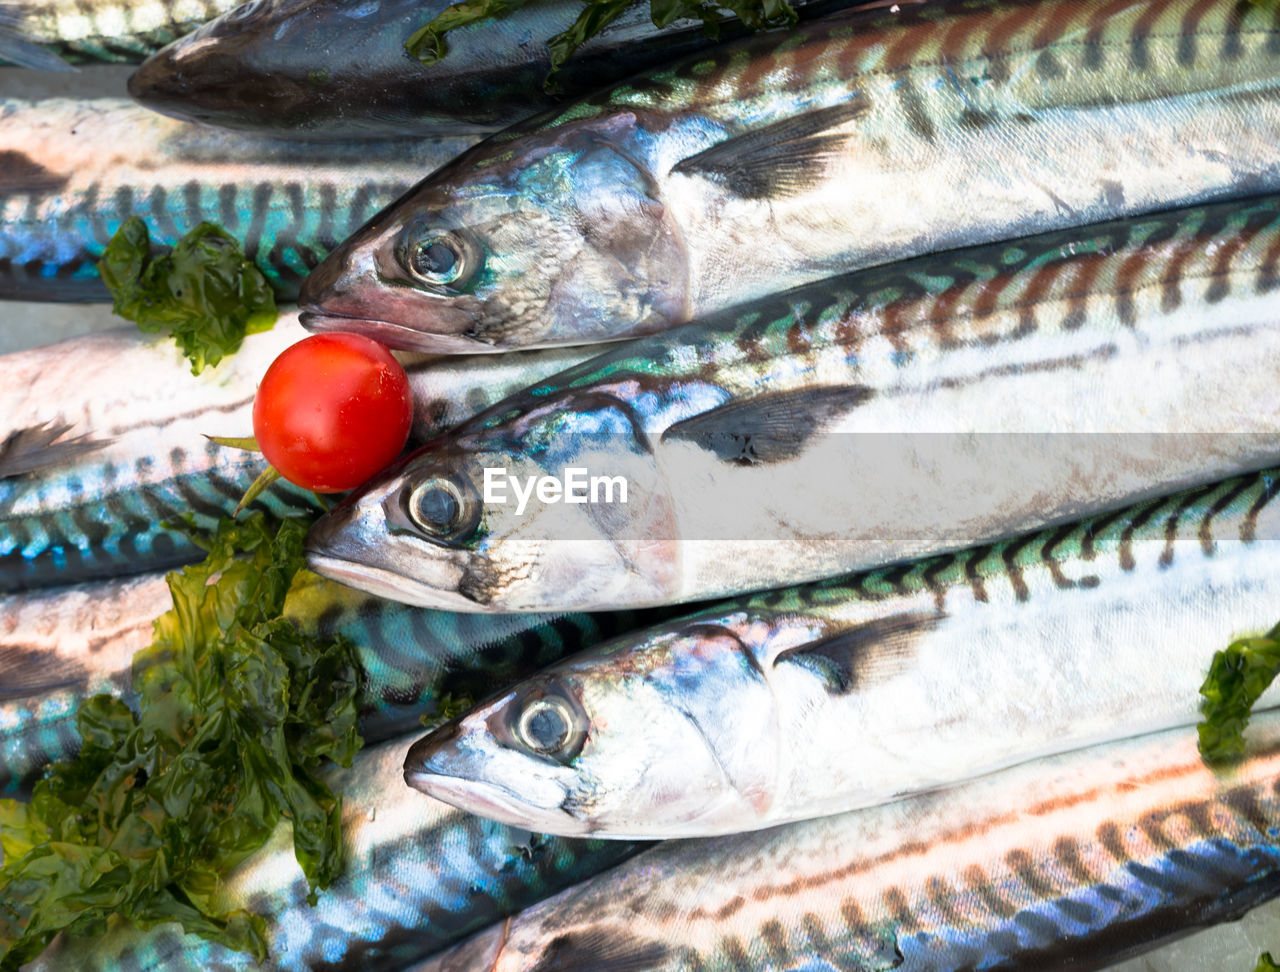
left=252, top=333, right=412, bottom=492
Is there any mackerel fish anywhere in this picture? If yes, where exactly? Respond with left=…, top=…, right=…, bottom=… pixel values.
left=0, top=315, right=591, bottom=591
left=414, top=714, right=1280, bottom=972
left=404, top=467, right=1280, bottom=837
left=19, top=734, right=647, bottom=972
left=129, top=0, right=851, bottom=138
left=299, top=0, right=1280, bottom=352
left=0, top=98, right=479, bottom=301
left=0, top=0, right=237, bottom=66
left=306, top=194, right=1280, bottom=613
left=0, top=566, right=681, bottom=797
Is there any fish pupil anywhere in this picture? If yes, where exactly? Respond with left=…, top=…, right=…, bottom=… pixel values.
left=414, top=239, right=457, bottom=279
left=525, top=705, right=569, bottom=752
left=416, top=484, right=459, bottom=527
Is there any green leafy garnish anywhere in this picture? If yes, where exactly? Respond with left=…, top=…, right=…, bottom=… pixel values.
left=1256, top=953, right=1280, bottom=972
left=1197, top=621, right=1280, bottom=763
left=406, top=0, right=798, bottom=89
left=0, top=514, right=363, bottom=970
left=97, top=217, right=277, bottom=375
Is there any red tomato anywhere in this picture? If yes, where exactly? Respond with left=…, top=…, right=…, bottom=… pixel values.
left=252, top=333, right=412, bottom=492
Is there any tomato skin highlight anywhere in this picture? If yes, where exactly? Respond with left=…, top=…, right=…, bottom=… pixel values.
left=252, top=333, right=413, bottom=492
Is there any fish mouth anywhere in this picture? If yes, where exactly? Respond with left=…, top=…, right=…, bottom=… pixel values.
left=298, top=309, right=495, bottom=354
left=305, top=552, right=485, bottom=612
left=404, top=737, right=585, bottom=834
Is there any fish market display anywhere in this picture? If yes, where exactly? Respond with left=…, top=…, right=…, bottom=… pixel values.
left=404, top=467, right=1280, bottom=837
left=415, top=713, right=1280, bottom=972
left=0, top=98, right=480, bottom=301
left=305, top=195, right=1280, bottom=613
left=127, top=0, right=848, bottom=138
left=0, top=316, right=591, bottom=591
left=299, top=0, right=1280, bottom=353
left=22, top=735, right=647, bottom=972
left=0, top=567, right=679, bottom=797
left=0, top=0, right=237, bottom=66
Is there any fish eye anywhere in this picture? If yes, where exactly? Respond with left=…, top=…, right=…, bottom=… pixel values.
left=411, top=238, right=460, bottom=282
left=406, top=474, right=478, bottom=542
left=399, top=227, right=478, bottom=289
left=507, top=686, right=587, bottom=763
left=519, top=699, right=572, bottom=753
left=383, top=465, right=482, bottom=546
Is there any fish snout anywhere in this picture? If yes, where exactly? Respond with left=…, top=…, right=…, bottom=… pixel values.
left=130, top=43, right=305, bottom=128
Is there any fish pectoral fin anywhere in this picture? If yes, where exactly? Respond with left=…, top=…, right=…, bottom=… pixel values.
left=0, top=9, right=74, bottom=72
left=661, top=384, right=873, bottom=465
left=525, top=928, right=672, bottom=972
left=671, top=97, right=870, bottom=199
left=0, top=421, right=106, bottom=479
left=774, top=612, right=941, bottom=695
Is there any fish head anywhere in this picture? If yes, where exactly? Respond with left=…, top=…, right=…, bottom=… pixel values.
left=305, top=397, right=680, bottom=611
left=404, top=617, right=784, bottom=837
left=298, top=117, right=690, bottom=351
left=128, top=0, right=317, bottom=129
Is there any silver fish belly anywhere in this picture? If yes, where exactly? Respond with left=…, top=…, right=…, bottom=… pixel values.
left=299, top=0, right=1280, bottom=352
left=401, top=467, right=1280, bottom=837
left=412, top=713, right=1280, bottom=972
left=305, top=195, right=1280, bottom=613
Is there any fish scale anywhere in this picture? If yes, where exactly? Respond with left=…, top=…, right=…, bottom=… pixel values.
left=403, top=466, right=1280, bottom=837
left=300, top=0, right=1280, bottom=352
left=0, top=98, right=480, bottom=301
left=412, top=715, right=1280, bottom=972
left=306, top=193, right=1280, bottom=613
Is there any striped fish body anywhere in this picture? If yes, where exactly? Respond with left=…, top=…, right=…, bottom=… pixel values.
left=0, top=316, right=592, bottom=592
left=0, top=98, right=479, bottom=301
left=403, top=468, right=1280, bottom=837
left=414, top=713, right=1280, bottom=972
left=306, top=194, right=1280, bottom=614
left=128, top=0, right=855, bottom=138
left=299, top=0, right=1280, bottom=353
left=0, top=567, right=683, bottom=796
left=0, top=0, right=237, bottom=64
left=21, top=734, right=647, bottom=972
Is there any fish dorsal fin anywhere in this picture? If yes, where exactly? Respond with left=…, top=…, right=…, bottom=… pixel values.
left=775, top=612, right=941, bottom=694
left=0, top=422, right=105, bottom=479
left=0, top=8, right=74, bottom=72
left=0, top=149, right=69, bottom=194
left=0, top=643, right=86, bottom=700
left=661, top=384, right=872, bottom=465
left=671, top=97, right=870, bottom=199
